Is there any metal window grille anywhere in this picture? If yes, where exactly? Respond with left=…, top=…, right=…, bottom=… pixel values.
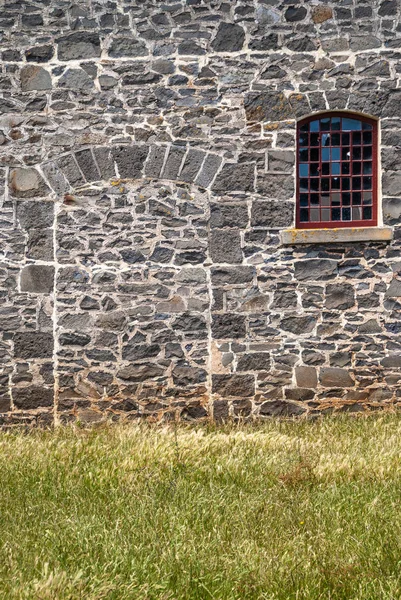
left=296, top=113, right=378, bottom=229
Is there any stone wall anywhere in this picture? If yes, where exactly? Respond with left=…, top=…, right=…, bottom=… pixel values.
left=1, top=0, right=401, bottom=424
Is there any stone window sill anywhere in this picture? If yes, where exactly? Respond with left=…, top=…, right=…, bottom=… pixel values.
left=280, top=226, right=393, bottom=245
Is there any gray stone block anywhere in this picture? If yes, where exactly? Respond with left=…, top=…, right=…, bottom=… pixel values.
left=211, top=266, right=254, bottom=285
left=237, top=353, right=270, bottom=371
left=26, top=228, right=54, bottom=261
left=195, top=154, right=222, bottom=188
left=210, top=203, right=248, bottom=228
left=113, top=145, right=149, bottom=179
left=209, top=229, right=242, bottom=264
left=17, top=201, right=54, bottom=229
left=75, top=149, right=101, bottom=182
left=319, top=368, right=354, bottom=387
left=56, top=155, right=85, bottom=187
left=20, top=265, right=55, bottom=294
left=259, top=400, right=306, bottom=416
left=295, top=367, right=317, bottom=388
left=294, top=260, right=337, bottom=281
left=280, top=316, right=317, bottom=335
left=251, top=201, right=294, bottom=228
left=57, top=32, right=101, bottom=61
left=93, top=147, right=116, bottom=181
left=20, top=65, right=51, bottom=91
left=245, top=92, right=294, bottom=122
left=325, top=284, right=355, bottom=310
left=212, top=314, right=246, bottom=339
left=108, top=38, right=148, bottom=58
left=144, top=145, right=167, bottom=178
left=212, top=163, right=255, bottom=193
left=161, top=146, right=186, bottom=180
left=212, top=23, right=245, bottom=52
left=13, top=332, right=54, bottom=359
left=58, top=68, right=94, bottom=91
left=179, top=149, right=205, bottom=183
left=13, top=386, right=53, bottom=409
left=212, top=374, right=255, bottom=397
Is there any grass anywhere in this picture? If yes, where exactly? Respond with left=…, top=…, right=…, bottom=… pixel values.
left=1, top=417, right=401, bottom=599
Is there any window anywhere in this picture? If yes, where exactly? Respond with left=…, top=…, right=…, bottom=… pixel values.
left=297, top=112, right=377, bottom=229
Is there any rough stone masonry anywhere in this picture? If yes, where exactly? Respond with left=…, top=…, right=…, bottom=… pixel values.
left=1, top=0, right=401, bottom=425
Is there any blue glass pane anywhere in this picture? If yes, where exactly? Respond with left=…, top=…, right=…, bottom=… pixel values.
left=332, top=148, right=341, bottom=161
left=332, top=117, right=341, bottom=130
left=321, top=133, right=330, bottom=147
left=332, top=162, right=341, bottom=175
left=310, top=120, right=319, bottom=132
left=343, top=118, right=362, bottom=131
left=322, top=148, right=330, bottom=161
left=299, top=164, right=309, bottom=176
left=362, top=121, right=373, bottom=130
left=320, top=118, right=330, bottom=131
left=300, top=193, right=309, bottom=206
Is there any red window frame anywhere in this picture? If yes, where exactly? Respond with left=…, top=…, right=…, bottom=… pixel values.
left=296, top=112, right=378, bottom=229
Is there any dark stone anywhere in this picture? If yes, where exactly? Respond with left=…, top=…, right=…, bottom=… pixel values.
left=58, top=32, right=101, bottom=61
left=21, top=65, right=51, bottom=91
left=13, top=386, right=53, bottom=409
left=381, top=355, right=401, bottom=368
left=20, top=265, right=55, bottom=294
left=213, top=400, right=229, bottom=422
left=14, top=332, right=53, bottom=359
left=172, top=367, right=207, bottom=386
left=285, top=6, right=307, bottom=21
left=120, top=249, right=146, bottom=264
left=195, top=154, right=222, bottom=188
left=325, top=284, right=355, bottom=310
left=295, top=366, right=317, bottom=388
left=177, top=41, right=206, bottom=55
left=113, top=399, right=138, bottom=412
left=59, top=68, right=94, bottom=91
left=320, top=368, right=354, bottom=387
left=59, top=332, right=91, bottom=346
left=385, top=279, right=401, bottom=297
left=285, top=388, right=314, bottom=401
left=212, top=23, right=245, bottom=52
left=17, top=201, right=54, bottom=229
left=180, top=149, right=205, bottom=183
left=27, top=229, right=53, bottom=261
left=86, top=349, right=116, bottom=362
left=286, top=37, right=317, bottom=52
left=259, top=400, right=306, bottom=417
left=113, top=145, right=149, bottom=179
left=209, top=229, right=242, bottom=264
left=26, top=45, right=54, bottom=63
left=379, top=0, right=398, bottom=16
left=144, top=145, right=167, bottom=178
left=75, top=149, right=100, bottom=182
left=210, top=203, right=248, bottom=228
left=161, top=146, right=186, bottom=180
left=294, top=260, right=337, bottom=281
left=257, top=174, right=294, bottom=199
left=211, top=266, right=254, bottom=285
left=93, top=147, right=117, bottom=181
left=280, top=316, right=317, bottom=335
left=149, top=246, right=174, bottom=263
left=87, top=372, right=114, bottom=386
left=182, top=404, right=208, bottom=420
left=173, top=313, right=207, bottom=332
left=237, top=353, right=270, bottom=371
left=122, top=343, right=160, bottom=361
left=80, top=296, right=100, bottom=310
left=358, top=319, right=382, bottom=334
left=212, top=374, right=255, bottom=397
left=245, top=92, right=294, bottom=122
left=117, top=364, right=164, bottom=381
left=249, top=34, right=279, bottom=51
left=251, top=201, right=293, bottom=227
left=212, top=314, right=246, bottom=339
left=174, top=250, right=206, bottom=265
left=212, top=163, right=255, bottom=193
left=272, top=289, right=297, bottom=309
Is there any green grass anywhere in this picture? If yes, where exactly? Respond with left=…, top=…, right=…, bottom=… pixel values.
left=2, top=417, right=401, bottom=599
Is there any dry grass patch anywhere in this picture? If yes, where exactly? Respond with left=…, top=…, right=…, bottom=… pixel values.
left=1, top=416, right=401, bottom=599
